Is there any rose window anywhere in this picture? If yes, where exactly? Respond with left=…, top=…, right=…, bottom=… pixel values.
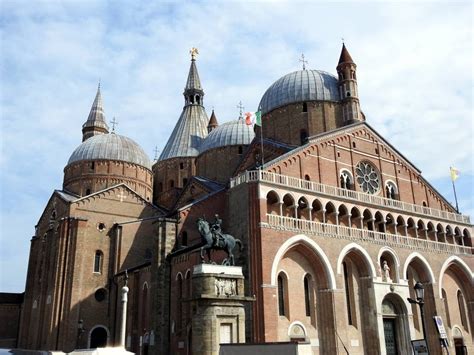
left=355, top=161, right=380, bottom=194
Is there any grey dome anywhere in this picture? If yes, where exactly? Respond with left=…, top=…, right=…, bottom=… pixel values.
left=199, top=119, right=255, bottom=154
left=258, top=70, right=340, bottom=115
left=68, top=133, right=152, bottom=170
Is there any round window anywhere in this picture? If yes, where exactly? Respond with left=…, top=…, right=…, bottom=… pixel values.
left=355, top=161, right=381, bottom=194
left=95, top=288, right=107, bottom=302
left=97, top=223, right=106, bottom=232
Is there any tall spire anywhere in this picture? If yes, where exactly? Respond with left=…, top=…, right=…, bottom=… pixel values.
left=159, top=49, right=209, bottom=161
left=82, top=83, right=109, bottom=142
left=336, top=43, right=362, bottom=124
left=184, top=48, right=204, bottom=106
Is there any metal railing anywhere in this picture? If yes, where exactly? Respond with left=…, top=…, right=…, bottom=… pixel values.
left=230, top=170, right=471, bottom=224
left=265, top=214, right=472, bottom=256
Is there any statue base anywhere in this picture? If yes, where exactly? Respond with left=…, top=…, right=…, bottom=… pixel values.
left=191, top=264, right=253, bottom=355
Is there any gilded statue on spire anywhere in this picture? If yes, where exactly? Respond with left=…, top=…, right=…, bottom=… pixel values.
left=190, top=47, right=199, bottom=60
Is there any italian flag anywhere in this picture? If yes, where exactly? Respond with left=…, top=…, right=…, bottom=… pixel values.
left=244, top=111, right=262, bottom=126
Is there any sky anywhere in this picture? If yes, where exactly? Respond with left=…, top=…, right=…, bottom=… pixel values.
left=0, top=1, right=472, bottom=293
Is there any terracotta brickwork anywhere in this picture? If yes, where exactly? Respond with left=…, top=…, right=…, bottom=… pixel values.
left=64, top=160, right=153, bottom=201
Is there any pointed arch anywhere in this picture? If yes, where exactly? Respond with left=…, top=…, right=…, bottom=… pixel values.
left=402, top=252, right=435, bottom=283
left=377, top=247, right=401, bottom=281
left=438, top=256, right=473, bottom=296
left=336, top=242, right=376, bottom=278
left=270, top=234, right=336, bottom=290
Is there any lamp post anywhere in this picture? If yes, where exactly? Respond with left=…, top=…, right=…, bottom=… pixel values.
left=408, top=281, right=430, bottom=354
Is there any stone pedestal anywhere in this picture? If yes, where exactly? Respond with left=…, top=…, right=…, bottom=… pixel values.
left=191, top=264, right=251, bottom=355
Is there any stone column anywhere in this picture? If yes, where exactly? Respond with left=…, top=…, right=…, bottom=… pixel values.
left=191, top=264, right=252, bottom=355
left=119, top=284, right=129, bottom=347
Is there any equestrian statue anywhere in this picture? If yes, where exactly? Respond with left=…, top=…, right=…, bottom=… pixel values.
left=196, top=215, right=243, bottom=266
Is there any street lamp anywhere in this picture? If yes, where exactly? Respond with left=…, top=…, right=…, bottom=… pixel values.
left=408, top=281, right=430, bottom=354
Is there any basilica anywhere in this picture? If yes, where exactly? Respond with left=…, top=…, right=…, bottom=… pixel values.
left=8, top=45, right=473, bottom=354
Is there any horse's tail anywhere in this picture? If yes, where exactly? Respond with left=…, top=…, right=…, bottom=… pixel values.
left=235, top=239, right=244, bottom=252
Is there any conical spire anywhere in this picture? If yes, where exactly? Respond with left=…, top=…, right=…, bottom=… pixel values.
left=185, top=59, right=203, bottom=91
left=183, top=48, right=204, bottom=106
left=338, top=43, right=354, bottom=65
left=208, top=109, right=218, bottom=132
left=159, top=49, right=209, bottom=161
left=82, top=83, right=109, bottom=142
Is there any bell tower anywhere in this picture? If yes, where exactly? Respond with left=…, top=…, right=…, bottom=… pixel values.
left=337, top=43, right=363, bottom=124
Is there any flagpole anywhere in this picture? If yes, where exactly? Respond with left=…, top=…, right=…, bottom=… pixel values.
left=452, top=180, right=459, bottom=213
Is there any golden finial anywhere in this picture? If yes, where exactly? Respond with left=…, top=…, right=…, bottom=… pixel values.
left=190, top=47, right=199, bottom=60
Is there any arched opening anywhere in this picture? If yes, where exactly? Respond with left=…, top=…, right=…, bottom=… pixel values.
left=442, top=288, right=451, bottom=327
left=302, top=102, right=308, bottom=113
left=453, top=327, right=466, bottom=355
left=374, top=212, right=385, bottom=233
left=340, top=247, right=377, bottom=350
left=282, top=194, right=295, bottom=218
left=405, top=255, right=436, bottom=342
left=266, top=191, right=280, bottom=215
left=381, top=295, right=411, bottom=355
left=325, top=202, right=337, bottom=225
left=311, top=199, right=324, bottom=222
left=437, top=224, right=446, bottom=243
left=462, top=229, right=472, bottom=247
left=417, top=220, right=427, bottom=240
left=94, top=251, right=103, bottom=273
left=440, top=260, right=473, bottom=346
left=379, top=250, right=397, bottom=282
left=385, top=181, right=398, bottom=200
left=362, top=209, right=374, bottom=231
left=89, top=326, right=108, bottom=348
left=338, top=204, right=350, bottom=227
left=427, top=222, right=436, bottom=242
left=396, top=216, right=406, bottom=236
left=406, top=218, right=417, bottom=238
left=350, top=207, right=361, bottom=229
left=454, top=227, right=463, bottom=246
left=277, top=272, right=289, bottom=318
left=446, top=225, right=454, bottom=244
left=297, top=197, right=310, bottom=220
left=176, top=274, right=183, bottom=330
left=272, top=237, right=336, bottom=351
left=385, top=214, right=396, bottom=234
left=340, top=170, right=353, bottom=190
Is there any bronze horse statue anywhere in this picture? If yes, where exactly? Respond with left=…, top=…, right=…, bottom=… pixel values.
left=196, top=217, right=243, bottom=266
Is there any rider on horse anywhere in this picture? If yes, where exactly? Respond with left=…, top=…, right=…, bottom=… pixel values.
left=210, top=214, right=224, bottom=247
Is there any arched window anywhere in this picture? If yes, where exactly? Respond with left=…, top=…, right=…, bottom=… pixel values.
left=304, top=275, right=312, bottom=317
left=238, top=146, right=243, bottom=154
left=182, top=231, right=188, bottom=247
left=169, top=180, right=175, bottom=188
left=442, top=288, right=451, bottom=327
left=180, top=162, right=184, bottom=169
left=85, top=188, right=91, bottom=195
left=340, top=170, right=353, bottom=190
left=343, top=261, right=356, bottom=326
left=177, top=274, right=183, bottom=329
left=94, top=251, right=103, bottom=273
left=277, top=273, right=289, bottom=317
left=457, top=290, right=468, bottom=329
left=302, top=102, right=308, bottom=113
left=385, top=181, right=398, bottom=200
left=182, top=178, right=188, bottom=187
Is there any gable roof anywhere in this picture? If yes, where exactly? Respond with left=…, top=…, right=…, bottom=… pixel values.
left=262, top=122, right=460, bottom=212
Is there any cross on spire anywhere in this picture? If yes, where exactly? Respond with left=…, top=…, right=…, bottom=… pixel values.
left=110, top=117, right=118, bottom=132
left=153, top=146, right=160, bottom=161
left=236, top=101, right=245, bottom=118
left=299, top=53, right=308, bottom=70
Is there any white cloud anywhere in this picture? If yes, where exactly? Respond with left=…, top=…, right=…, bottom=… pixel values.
left=0, top=1, right=472, bottom=292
